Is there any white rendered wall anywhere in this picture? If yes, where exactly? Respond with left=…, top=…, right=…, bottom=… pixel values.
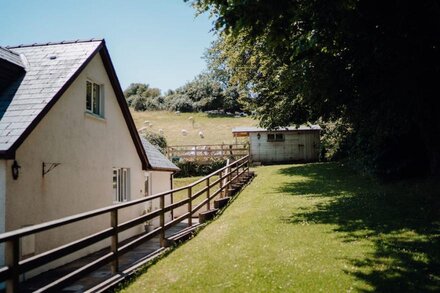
left=0, top=160, right=6, bottom=268
left=4, top=53, right=147, bottom=275
left=148, top=171, right=173, bottom=225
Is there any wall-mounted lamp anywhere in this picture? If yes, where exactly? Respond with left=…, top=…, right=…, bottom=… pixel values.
left=12, top=160, right=21, bottom=180
left=257, top=133, right=261, bottom=140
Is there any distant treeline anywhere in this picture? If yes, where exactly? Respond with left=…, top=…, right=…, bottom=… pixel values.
left=124, top=73, right=243, bottom=113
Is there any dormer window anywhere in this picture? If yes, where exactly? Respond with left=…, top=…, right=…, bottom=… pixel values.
left=86, top=80, right=103, bottom=116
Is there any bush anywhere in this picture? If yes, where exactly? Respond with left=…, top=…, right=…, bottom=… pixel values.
left=131, top=95, right=147, bottom=111
left=165, top=95, right=195, bottom=112
left=318, top=118, right=353, bottom=161
left=143, top=132, right=167, bottom=154
left=174, top=158, right=227, bottom=178
left=144, top=97, right=163, bottom=110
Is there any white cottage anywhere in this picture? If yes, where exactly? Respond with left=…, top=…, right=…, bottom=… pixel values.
left=0, top=39, right=178, bottom=270
left=232, top=126, right=321, bottom=163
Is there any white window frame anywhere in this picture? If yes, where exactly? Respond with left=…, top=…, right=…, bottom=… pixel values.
left=86, top=79, right=104, bottom=117
left=113, top=168, right=130, bottom=202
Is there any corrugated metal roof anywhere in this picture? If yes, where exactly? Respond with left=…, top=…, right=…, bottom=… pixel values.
left=140, top=137, right=179, bottom=172
left=0, top=40, right=101, bottom=151
left=232, top=125, right=321, bottom=133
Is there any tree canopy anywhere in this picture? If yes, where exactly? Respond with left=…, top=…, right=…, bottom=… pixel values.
left=165, top=73, right=242, bottom=112
left=124, top=76, right=243, bottom=113
left=189, top=0, right=440, bottom=178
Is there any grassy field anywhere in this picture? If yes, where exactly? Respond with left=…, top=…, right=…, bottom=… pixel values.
left=131, top=110, right=256, bottom=145
left=172, top=176, right=219, bottom=206
left=121, top=163, right=440, bottom=292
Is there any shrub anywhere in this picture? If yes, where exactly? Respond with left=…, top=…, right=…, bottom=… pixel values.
left=144, top=97, right=163, bottom=111
left=318, top=118, right=353, bottom=161
left=142, top=132, right=167, bottom=154
left=165, top=95, right=194, bottom=112
left=131, top=95, right=147, bottom=111
left=174, top=158, right=227, bottom=178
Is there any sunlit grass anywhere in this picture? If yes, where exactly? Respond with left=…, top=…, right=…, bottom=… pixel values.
left=131, top=110, right=256, bottom=145
left=121, top=163, right=440, bottom=292
left=172, top=176, right=220, bottom=206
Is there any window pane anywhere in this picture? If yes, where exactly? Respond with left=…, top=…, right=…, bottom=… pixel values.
left=276, top=134, right=284, bottom=141
left=114, top=168, right=130, bottom=203
left=93, top=83, right=100, bottom=115
left=86, top=81, right=92, bottom=111
left=119, top=170, right=123, bottom=202
left=144, top=178, right=149, bottom=196
left=267, top=134, right=275, bottom=141
left=113, top=169, right=118, bottom=202
left=122, top=170, right=126, bottom=201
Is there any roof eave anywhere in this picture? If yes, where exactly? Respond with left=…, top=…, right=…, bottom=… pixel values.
left=1, top=41, right=104, bottom=157
left=150, top=166, right=181, bottom=172
left=98, top=43, right=151, bottom=171
left=232, top=129, right=321, bottom=133
left=0, top=150, right=15, bottom=160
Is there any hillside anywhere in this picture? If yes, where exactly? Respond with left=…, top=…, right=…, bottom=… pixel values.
left=131, top=110, right=256, bottom=145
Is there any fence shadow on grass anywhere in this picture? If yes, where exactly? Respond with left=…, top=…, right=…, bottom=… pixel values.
left=277, top=163, right=440, bottom=292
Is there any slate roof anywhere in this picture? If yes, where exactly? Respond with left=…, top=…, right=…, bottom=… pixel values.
left=0, top=47, right=24, bottom=68
left=232, top=125, right=321, bottom=133
left=0, top=39, right=153, bottom=171
left=140, top=137, right=179, bottom=172
left=0, top=40, right=102, bottom=152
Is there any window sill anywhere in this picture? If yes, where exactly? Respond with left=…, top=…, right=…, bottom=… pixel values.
left=113, top=200, right=129, bottom=204
left=85, top=111, right=106, bottom=122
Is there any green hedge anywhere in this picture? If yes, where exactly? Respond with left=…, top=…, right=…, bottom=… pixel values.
left=174, top=158, right=227, bottom=178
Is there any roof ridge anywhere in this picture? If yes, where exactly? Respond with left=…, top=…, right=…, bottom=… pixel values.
left=0, top=46, right=20, bottom=56
left=5, top=38, right=104, bottom=49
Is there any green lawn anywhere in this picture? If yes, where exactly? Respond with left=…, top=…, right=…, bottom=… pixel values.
left=121, top=163, right=440, bottom=292
left=172, top=176, right=220, bottom=206
left=131, top=110, right=256, bottom=145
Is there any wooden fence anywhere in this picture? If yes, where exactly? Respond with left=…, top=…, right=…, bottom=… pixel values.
left=0, top=156, right=250, bottom=292
left=166, top=143, right=248, bottom=161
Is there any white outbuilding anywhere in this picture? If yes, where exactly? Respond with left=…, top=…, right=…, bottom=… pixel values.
left=232, top=125, right=321, bottom=163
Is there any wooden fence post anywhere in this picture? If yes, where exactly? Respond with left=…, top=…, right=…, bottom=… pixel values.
left=206, top=177, right=210, bottom=210
left=110, top=209, right=119, bottom=274
left=219, top=171, right=224, bottom=198
left=188, top=187, right=193, bottom=227
left=227, top=165, right=232, bottom=195
left=5, top=238, right=19, bottom=293
left=160, top=193, right=165, bottom=246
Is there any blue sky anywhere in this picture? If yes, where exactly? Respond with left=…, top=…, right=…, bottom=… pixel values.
left=0, top=0, right=216, bottom=92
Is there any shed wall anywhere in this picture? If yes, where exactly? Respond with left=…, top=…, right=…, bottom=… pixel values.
left=249, top=131, right=320, bottom=163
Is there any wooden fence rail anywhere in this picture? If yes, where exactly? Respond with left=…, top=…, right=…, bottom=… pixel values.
left=0, top=155, right=250, bottom=292
left=166, top=143, right=248, bottom=161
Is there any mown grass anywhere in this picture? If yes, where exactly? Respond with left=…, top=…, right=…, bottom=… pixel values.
left=172, top=175, right=220, bottom=206
left=121, top=163, right=440, bottom=292
left=131, top=110, right=256, bottom=145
